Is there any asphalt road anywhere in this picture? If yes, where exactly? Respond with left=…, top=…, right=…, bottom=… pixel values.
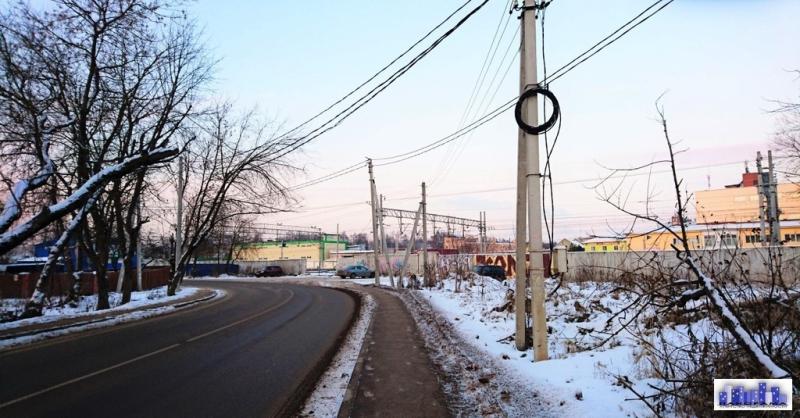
left=0, top=281, right=356, bottom=418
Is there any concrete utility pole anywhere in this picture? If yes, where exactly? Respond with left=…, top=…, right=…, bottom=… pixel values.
left=757, top=152, right=767, bottom=245
left=175, top=156, right=185, bottom=276
left=399, top=203, right=423, bottom=285
left=421, top=182, right=429, bottom=287
left=379, top=194, right=395, bottom=287
left=768, top=150, right=781, bottom=245
left=519, top=0, right=549, bottom=361
left=336, top=223, right=340, bottom=267
left=368, top=159, right=381, bottom=285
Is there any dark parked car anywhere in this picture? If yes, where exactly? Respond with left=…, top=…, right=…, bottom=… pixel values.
left=255, top=265, right=284, bottom=277
left=336, top=264, right=375, bottom=279
left=472, top=264, right=506, bottom=281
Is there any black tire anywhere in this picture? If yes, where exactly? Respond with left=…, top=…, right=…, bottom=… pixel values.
left=349, top=273, right=356, bottom=279
left=369, top=272, right=375, bottom=278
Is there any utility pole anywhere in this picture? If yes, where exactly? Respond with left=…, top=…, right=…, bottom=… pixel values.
left=519, top=0, right=548, bottom=361
left=175, top=156, right=185, bottom=277
left=399, top=203, right=423, bottom=283
left=379, top=194, right=395, bottom=287
left=318, top=227, right=323, bottom=273
left=757, top=152, right=767, bottom=245
left=768, top=150, right=781, bottom=245
left=368, top=159, right=381, bottom=285
left=336, top=223, right=340, bottom=268
left=421, top=182, right=429, bottom=287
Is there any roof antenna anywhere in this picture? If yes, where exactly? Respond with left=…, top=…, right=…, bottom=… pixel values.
left=745, top=160, right=750, bottom=173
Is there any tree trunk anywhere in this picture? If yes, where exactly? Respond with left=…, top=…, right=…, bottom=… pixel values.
left=96, top=263, right=110, bottom=310
left=121, top=239, right=136, bottom=303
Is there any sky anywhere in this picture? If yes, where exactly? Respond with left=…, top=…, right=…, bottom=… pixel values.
left=187, top=0, right=800, bottom=241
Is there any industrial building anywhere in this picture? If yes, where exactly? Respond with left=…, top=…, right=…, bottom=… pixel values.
left=584, top=167, right=800, bottom=251
left=236, top=234, right=347, bottom=269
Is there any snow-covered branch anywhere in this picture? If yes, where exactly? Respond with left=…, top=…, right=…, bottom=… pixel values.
left=0, top=137, right=54, bottom=234
left=0, top=146, right=178, bottom=255
left=683, top=256, right=792, bottom=379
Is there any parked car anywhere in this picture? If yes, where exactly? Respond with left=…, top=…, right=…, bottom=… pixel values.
left=336, top=264, right=375, bottom=279
left=472, top=264, right=506, bottom=281
left=255, top=265, right=284, bottom=277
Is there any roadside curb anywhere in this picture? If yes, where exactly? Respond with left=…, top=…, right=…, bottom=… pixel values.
left=0, top=289, right=220, bottom=342
left=336, top=290, right=375, bottom=418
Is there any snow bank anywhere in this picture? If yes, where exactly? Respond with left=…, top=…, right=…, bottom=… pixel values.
left=0, top=287, right=201, bottom=329
left=299, top=291, right=376, bottom=417
left=0, top=287, right=221, bottom=350
left=414, top=277, right=655, bottom=418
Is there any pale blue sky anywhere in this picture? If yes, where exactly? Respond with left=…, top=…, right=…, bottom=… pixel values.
left=189, top=0, right=800, bottom=239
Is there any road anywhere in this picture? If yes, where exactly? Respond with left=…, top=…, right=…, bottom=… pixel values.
left=0, top=281, right=356, bottom=418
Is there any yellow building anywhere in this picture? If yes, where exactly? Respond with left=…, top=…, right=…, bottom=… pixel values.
left=696, top=181, right=800, bottom=224
left=624, top=221, right=800, bottom=251
left=582, top=237, right=628, bottom=252
left=620, top=173, right=800, bottom=251
left=236, top=235, right=347, bottom=268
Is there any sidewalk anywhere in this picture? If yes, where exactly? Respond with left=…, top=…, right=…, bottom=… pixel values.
left=340, top=286, right=450, bottom=418
left=0, top=287, right=217, bottom=341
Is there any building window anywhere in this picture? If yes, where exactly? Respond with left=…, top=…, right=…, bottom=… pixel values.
left=602, top=245, right=607, bottom=251
left=745, top=234, right=760, bottom=244
left=613, top=245, right=619, bottom=251
left=704, top=235, right=716, bottom=248
left=720, top=233, right=738, bottom=248
left=785, top=234, right=800, bottom=242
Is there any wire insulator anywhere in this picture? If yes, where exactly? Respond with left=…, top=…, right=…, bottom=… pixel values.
left=514, top=86, right=559, bottom=135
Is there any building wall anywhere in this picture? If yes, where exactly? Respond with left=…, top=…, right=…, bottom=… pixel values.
left=584, top=240, right=628, bottom=252
left=626, top=225, right=800, bottom=251
left=627, top=229, right=704, bottom=251
left=236, top=239, right=347, bottom=269
left=696, top=183, right=800, bottom=224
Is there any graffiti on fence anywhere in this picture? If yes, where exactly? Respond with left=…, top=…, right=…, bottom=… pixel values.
left=472, top=253, right=550, bottom=278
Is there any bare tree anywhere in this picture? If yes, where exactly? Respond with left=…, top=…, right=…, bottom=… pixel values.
left=773, top=74, right=800, bottom=181
left=593, top=102, right=798, bottom=415
left=168, top=104, right=295, bottom=295
left=0, top=0, right=212, bottom=314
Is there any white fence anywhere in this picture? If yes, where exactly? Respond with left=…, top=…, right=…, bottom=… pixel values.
left=564, top=247, right=800, bottom=283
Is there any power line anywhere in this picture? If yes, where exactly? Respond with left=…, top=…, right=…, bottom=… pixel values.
left=374, top=97, right=516, bottom=167
left=276, top=0, right=477, bottom=140
left=433, top=23, right=521, bottom=187
left=547, top=0, right=674, bottom=83
left=433, top=0, right=515, bottom=186
left=266, top=0, right=492, bottom=163
left=285, top=0, right=676, bottom=190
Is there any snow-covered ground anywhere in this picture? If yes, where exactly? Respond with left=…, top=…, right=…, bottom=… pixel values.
left=357, top=276, right=656, bottom=417
left=0, top=286, right=220, bottom=350
left=0, top=286, right=201, bottom=329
